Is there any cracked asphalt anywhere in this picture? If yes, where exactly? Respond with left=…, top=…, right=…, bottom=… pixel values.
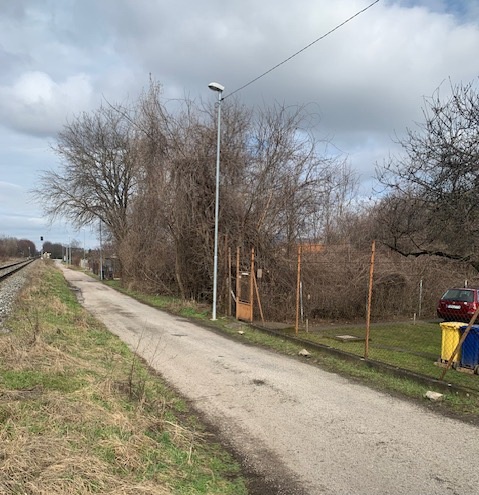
left=59, top=263, right=479, bottom=495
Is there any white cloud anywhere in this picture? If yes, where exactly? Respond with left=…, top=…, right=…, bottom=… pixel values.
left=0, top=71, right=93, bottom=136
left=0, top=181, right=44, bottom=243
left=0, top=181, right=25, bottom=207
left=0, top=0, right=478, bottom=243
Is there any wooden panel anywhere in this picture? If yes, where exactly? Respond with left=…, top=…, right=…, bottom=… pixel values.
left=237, top=301, right=253, bottom=322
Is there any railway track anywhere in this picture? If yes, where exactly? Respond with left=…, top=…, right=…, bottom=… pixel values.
left=0, top=258, right=37, bottom=328
left=0, top=259, right=36, bottom=282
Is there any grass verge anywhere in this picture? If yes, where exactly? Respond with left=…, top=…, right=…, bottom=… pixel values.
left=104, top=281, right=211, bottom=320
left=0, top=261, right=247, bottom=495
left=276, top=323, right=479, bottom=392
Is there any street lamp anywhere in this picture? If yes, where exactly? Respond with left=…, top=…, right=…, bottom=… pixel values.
left=208, top=81, right=224, bottom=320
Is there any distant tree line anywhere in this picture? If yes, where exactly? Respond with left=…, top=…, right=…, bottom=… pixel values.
left=0, top=237, right=82, bottom=261
left=0, top=237, right=36, bottom=259
left=42, top=241, right=67, bottom=259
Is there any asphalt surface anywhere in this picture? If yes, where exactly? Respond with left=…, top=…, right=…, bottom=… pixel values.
left=59, top=263, right=479, bottom=495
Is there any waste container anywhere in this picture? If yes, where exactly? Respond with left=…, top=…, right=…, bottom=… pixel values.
left=439, top=322, right=463, bottom=365
left=460, top=325, right=479, bottom=372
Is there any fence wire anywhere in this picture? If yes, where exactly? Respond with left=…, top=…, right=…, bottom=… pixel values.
left=242, top=242, right=479, bottom=391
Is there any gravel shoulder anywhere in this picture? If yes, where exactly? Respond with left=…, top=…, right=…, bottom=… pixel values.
left=59, top=263, right=479, bottom=495
left=0, top=260, right=36, bottom=329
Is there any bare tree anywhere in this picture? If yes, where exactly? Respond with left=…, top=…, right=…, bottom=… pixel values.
left=35, top=77, right=357, bottom=308
left=376, top=80, right=479, bottom=271
left=122, top=90, right=358, bottom=301
left=33, top=104, right=138, bottom=245
left=228, top=103, right=357, bottom=253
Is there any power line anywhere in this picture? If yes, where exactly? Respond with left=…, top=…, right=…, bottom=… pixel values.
left=224, top=0, right=380, bottom=100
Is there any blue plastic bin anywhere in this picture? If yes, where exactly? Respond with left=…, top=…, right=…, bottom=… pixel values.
left=460, top=325, right=479, bottom=372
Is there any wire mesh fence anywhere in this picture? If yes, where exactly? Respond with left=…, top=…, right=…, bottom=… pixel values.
left=228, top=241, right=479, bottom=391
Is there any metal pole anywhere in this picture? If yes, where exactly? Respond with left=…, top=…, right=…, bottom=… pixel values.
left=300, top=281, right=304, bottom=323
left=418, top=278, right=423, bottom=319
left=99, top=221, right=103, bottom=280
left=236, top=246, right=241, bottom=320
left=249, top=248, right=255, bottom=322
left=212, top=91, right=222, bottom=320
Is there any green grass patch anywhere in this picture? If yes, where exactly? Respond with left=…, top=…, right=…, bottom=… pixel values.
left=104, top=280, right=211, bottom=320
left=286, top=322, right=479, bottom=393
left=0, top=369, right=86, bottom=393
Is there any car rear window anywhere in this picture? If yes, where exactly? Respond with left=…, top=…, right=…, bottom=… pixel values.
left=442, top=289, right=474, bottom=302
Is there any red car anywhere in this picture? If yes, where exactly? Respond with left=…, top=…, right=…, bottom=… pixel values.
left=437, top=288, right=479, bottom=322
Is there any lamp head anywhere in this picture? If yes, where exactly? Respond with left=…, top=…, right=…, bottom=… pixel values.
left=208, top=82, right=225, bottom=93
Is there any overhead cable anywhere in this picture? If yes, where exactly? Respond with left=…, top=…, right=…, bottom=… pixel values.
left=224, top=0, right=380, bottom=100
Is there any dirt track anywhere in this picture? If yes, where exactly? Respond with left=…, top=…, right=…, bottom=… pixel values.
left=59, top=263, right=479, bottom=495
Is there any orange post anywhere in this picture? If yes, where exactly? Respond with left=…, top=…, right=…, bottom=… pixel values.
left=295, top=245, right=302, bottom=334
left=235, top=247, right=240, bottom=319
left=253, top=272, right=265, bottom=324
left=365, top=240, right=375, bottom=359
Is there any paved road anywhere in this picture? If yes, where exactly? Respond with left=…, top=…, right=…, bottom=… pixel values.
left=59, top=264, right=479, bottom=495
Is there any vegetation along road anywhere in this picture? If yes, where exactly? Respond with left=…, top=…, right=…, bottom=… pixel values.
left=59, top=262, right=479, bottom=495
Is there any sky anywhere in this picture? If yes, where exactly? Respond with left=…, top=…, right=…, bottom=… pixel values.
left=1, top=0, right=478, bottom=250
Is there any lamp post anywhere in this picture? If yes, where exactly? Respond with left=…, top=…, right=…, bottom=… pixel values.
left=99, top=220, right=103, bottom=281
left=208, top=81, right=224, bottom=320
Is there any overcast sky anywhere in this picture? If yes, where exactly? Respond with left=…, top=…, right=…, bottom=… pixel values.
left=1, top=0, right=478, bottom=250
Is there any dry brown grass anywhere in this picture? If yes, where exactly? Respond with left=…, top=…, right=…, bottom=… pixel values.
left=0, top=261, right=245, bottom=495
left=0, top=430, right=171, bottom=494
